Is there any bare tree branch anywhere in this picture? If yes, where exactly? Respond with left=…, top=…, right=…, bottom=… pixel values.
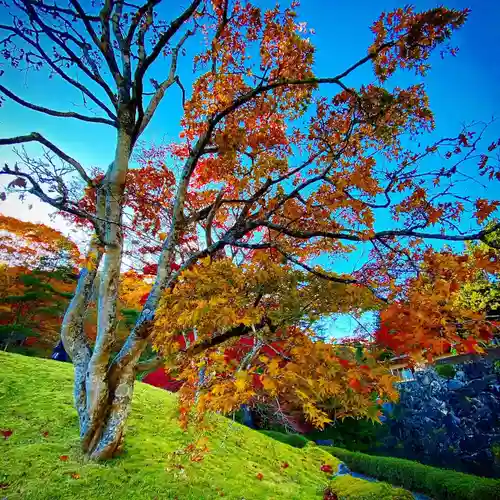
left=0, top=23, right=118, bottom=118
left=134, top=0, right=201, bottom=83
left=20, top=2, right=118, bottom=106
left=0, top=85, right=117, bottom=127
left=205, top=189, right=224, bottom=247
left=0, top=165, right=95, bottom=224
left=252, top=219, right=500, bottom=244
left=68, top=0, right=122, bottom=86
left=30, top=1, right=100, bottom=21
left=134, top=27, right=193, bottom=140
left=0, top=133, right=93, bottom=185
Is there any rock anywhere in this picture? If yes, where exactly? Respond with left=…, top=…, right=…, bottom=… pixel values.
left=463, top=361, right=487, bottom=380
left=377, top=358, right=500, bottom=477
left=468, top=379, right=488, bottom=393
left=447, top=379, right=465, bottom=390
left=315, top=439, right=334, bottom=446
left=336, top=462, right=351, bottom=476
left=430, top=380, right=442, bottom=396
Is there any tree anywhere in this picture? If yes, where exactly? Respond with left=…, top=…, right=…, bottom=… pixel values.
left=0, top=216, right=151, bottom=357
left=456, top=224, right=500, bottom=323
left=0, top=264, right=75, bottom=353
left=375, top=244, right=500, bottom=361
left=0, top=1, right=499, bottom=460
left=0, top=215, right=79, bottom=353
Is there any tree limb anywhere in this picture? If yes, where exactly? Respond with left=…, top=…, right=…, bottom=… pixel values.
left=0, top=23, right=118, bottom=119
left=68, top=0, right=122, bottom=87
left=134, top=27, right=193, bottom=140
left=0, top=132, right=93, bottom=185
left=133, top=0, right=201, bottom=98
left=30, top=1, right=100, bottom=21
left=252, top=220, right=500, bottom=245
left=189, top=317, right=273, bottom=356
left=21, top=2, right=118, bottom=107
left=0, top=85, right=117, bottom=127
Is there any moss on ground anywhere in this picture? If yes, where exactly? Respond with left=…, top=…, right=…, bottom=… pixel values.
left=0, top=352, right=344, bottom=499
left=327, top=475, right=413, bottom=499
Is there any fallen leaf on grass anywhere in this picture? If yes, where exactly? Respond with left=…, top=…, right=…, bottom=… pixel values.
left=256, top=472, right=264, bottom=480
left=320, top=464, right=333, bottom=473
left=70, top=473, right=80, bottom=479
left=59, top=455, right=69, bottom=461
left=1, top=429, right=13, bottom=440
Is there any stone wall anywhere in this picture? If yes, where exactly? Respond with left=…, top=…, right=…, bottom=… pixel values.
left=380, top=359, right=500, bottom=478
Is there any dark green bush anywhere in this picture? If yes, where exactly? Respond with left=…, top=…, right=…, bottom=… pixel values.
left=306, top=417, right=387, bottom=452
left=259, top=430, right=309, bottom=448
left=322, top=447, right=500, bottom=500
left=435, top=364, right=456, bottom=379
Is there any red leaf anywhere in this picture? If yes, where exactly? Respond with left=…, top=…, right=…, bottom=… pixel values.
left=70, top=473, right=80, bottom=479
left=252, top=373, right=264, bottom=390
left=42, top=431, right=49, bottom=438
left=139, top=292, right=149, bottom=306
left=1, top=429, right=13, bottom=440
left=323, top=489, right=338, bottom=500
left=8, top=177, right=27, bottom=189
left=142, top=263, right=158, bottom=275
left=338, top=358, right=350, bottom=369
left=256, top=472, right=264, bottom=480
left=281, top=462, right=289, bottom=469
left=348, top=378, right=362, bottom=392
left=59, top=455, right=69, bottom=461
left=320, top=464, right=333, bottom=474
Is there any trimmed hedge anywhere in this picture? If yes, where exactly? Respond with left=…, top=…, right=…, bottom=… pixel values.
left=259, top=430, right=309, bottom=448
left=322, top=446, right=500, bottom=500
left=327, top=475, right=413, bottom=500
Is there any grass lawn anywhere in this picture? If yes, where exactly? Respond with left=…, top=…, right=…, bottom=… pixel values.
left=0, top=352, right=343, bottom=499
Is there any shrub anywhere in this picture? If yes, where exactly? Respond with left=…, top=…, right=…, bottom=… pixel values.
left=259, top=430, right=309, bottom=448
left=306, top=417, right=388, bottom=452
left=435, top=364, right=456, bottom=379
left=326, top=475, right=413, bottom=500
left=322, top=447, right=500, bottom=500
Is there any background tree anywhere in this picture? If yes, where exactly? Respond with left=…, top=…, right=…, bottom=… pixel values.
left=0, top=216, right=151, bottom=357
left=0, top=215, right=79, bottom=353
left=0, top=0, right=499, bottom=460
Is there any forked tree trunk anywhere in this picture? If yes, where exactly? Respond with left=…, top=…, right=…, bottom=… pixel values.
left=80, top=362, right=137, bottom=460
left=61, top=121, right=150, bottom=460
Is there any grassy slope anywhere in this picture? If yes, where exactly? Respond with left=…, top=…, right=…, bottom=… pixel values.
left=0, top=352, right=341, bottom=500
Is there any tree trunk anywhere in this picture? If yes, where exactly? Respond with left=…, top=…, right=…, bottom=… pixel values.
left=81, top=360, right=137, bottom=460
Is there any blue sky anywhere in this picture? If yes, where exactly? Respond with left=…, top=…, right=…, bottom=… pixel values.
left=1, top=0, right=499, bottom=337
